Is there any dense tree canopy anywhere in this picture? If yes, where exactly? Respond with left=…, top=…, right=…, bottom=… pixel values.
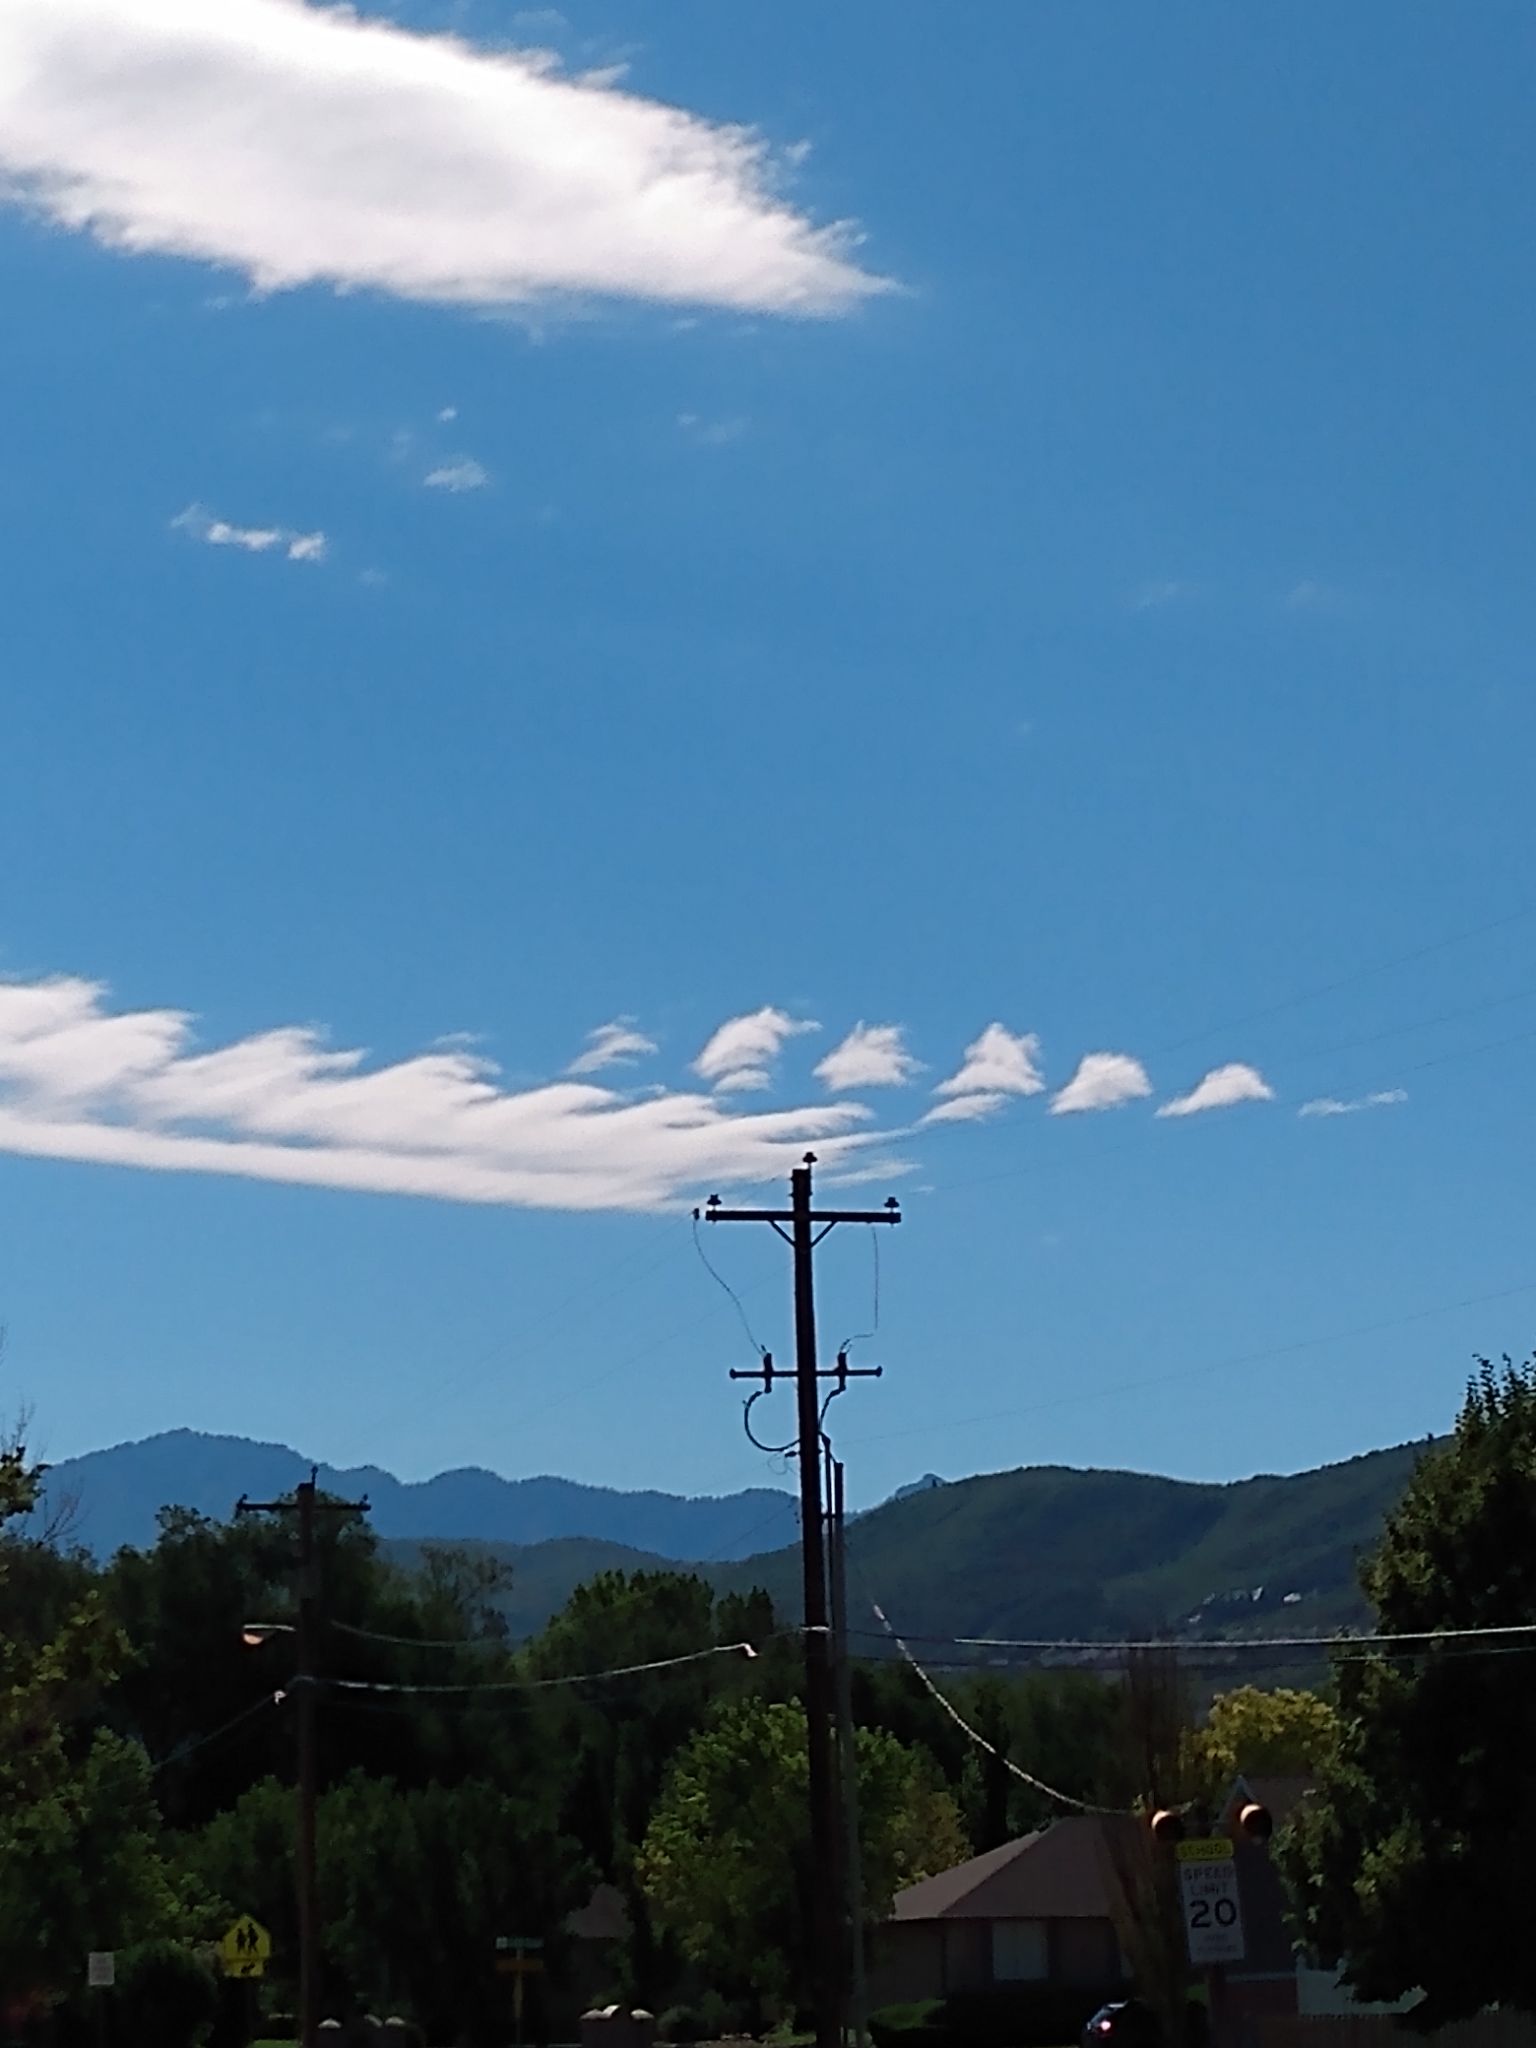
left=1281, top=1356, right=1536, bottom=2026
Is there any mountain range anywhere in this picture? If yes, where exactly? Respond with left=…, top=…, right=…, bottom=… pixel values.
left=35, top=1429, right=798, bottom=1563
left=28, top=1428, right=1440, bottom=1648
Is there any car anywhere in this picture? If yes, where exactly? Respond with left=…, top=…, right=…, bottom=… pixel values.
left=1082, top=2000, right=1162, bottom=2048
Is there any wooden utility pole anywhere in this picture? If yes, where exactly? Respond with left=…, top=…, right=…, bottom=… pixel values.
left=700, top=1156, right=899, bottom=2048
left=236, top=1472, right=369, bottom=2048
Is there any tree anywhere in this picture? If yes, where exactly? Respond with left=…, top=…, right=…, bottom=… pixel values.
left=638, top=1696, right=967, bottom=2013
left=1188, top=1685, right=1337, bottom=1782
left=0, top=1732, right=200, bottom=1994
left=1280, top=1356, right=1536, bottom=2025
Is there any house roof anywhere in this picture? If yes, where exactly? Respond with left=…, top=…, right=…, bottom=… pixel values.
left=891, top=1817, right=1123, bottom=1924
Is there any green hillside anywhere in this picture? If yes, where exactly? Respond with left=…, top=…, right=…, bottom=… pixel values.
left=718, top=1439, right=1436, bottom=1648
left=394, top=1440, right=1438, bottom=1649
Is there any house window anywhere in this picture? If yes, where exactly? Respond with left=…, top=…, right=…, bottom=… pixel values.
left=991, top=1920, right=1049, bottom=1982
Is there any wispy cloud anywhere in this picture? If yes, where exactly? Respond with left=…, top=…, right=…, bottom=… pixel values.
left=1157, top=1062, right=1275, bottom=1119
left=694, top=1007, right=818, bottom=1095
left=1299, top=1089, right=1407, bottom=1119
left=677, top=412, right=749, bottom=446
left=815, top=1024, right=920, bottom=1092
left=921, top=1091, right=1009, bottom=1126
left=0, top=0, right=885, bottom=317
left=567, top=1019, right=659, bottom=1077
left=436, top=405, right=459, bottom=424
left=934, top=1024, right=1044, bottom=1103
left=0, top=977, right=881, bottom=1214
left=424, top=457, right=490, bottom=493
left=1127, top=578, right=1186, bottom=612
left=1050, top=1052, right=1152, bottom=1116
left=171, top=503, right=326, bottom=564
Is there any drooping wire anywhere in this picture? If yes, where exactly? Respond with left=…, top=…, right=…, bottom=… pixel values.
left=853, top=1617, right=1536, bottom=1657
left=743, top=1387, right=797, bottom=1459
left=840, top=1228, right=881, bottom=1357
left=869, top=1603, right=1127, bottom=1816
left=323, top=1636, right=766, bottom=1698
left=149, top=1690, right=282, bottom=1775
left=331, top=1618, right=511, bottom=1654
left=692, top=1213, right=769, bottom=1359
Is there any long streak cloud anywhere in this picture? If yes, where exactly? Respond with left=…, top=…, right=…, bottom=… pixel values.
left=0, top=0, right=885, bottom=316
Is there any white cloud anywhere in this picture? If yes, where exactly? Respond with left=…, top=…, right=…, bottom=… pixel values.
left=1299, top=1089, right=1408, bottom=1119
left=171, top=503, right=327, bottom=564
left=677, top=412, right=749, bottom=446
left=694, top=1006, right=817, bottom=1095
left=0, top=975, right=888, bottom=1214
left=934, top=1023, right=1044, bottom=1103
left=1128, top=578, right=1185, bottom=611
left=1156, top=1062, right=1275, bottom=1119
left=815, top=1024, right=920, bottom=1092
left=1050, top=1052, right=1152, bottom=1116
left=566, top=1019, right=659, bottom=1076
left=920, top=1091, right=1008, bottom=1126
left=0, top=0, right=884, bottom=318
left=424, top=457, right=490, bottom=492
left=436, top=405, right=459, bottom=423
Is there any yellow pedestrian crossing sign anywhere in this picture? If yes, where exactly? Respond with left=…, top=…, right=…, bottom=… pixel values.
left=219, top=1915, right=272, bottom=1979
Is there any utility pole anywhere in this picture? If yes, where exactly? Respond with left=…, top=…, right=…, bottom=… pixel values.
left=700, top=1154, right=899, bottom=2048
left=829, top=1456, right=869, bottom=2048
left=236, top=1472, right=369, bottom=2048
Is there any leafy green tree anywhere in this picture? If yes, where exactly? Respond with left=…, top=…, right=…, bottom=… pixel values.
left=0, top=1732, right=198, bottom=1993
left=638, top=1696, right=968, bottom=2013
left=1281, top=1356, right=1536, bottom=2025
left=1188, top=1685, right=1337, bottom=1782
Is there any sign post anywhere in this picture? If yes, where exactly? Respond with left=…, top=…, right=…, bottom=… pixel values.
left=87, top=1955, right=114, bottom=2048
left=1175, top=1839, right=1245, bottom=1966
left=494, top=1938, right=544, bottom=2048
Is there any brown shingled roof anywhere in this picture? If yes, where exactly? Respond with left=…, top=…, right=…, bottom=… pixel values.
left=891, top=1817, right=1127, bottom=1923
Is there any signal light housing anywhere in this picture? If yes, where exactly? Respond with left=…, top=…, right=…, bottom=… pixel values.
left=1238, top=1802, right=1274, bottom=1842
left=1149, top=1808, right=1186, bottom=1845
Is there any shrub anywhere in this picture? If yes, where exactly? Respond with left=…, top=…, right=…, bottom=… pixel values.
left=872, top=1984, right=1128, bottom=2048
left=116, top=1940, right=221, bottom=2048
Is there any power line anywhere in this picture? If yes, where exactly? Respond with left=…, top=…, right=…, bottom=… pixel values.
left=1155, top=901, right=1536, bottom=1056
left=322, top=1636, right=764, bottom=1698
left=149, top=1690, right=281, bottom=1775
left=692, top=1211, right=769, bottom=1358
left=855, top=1617, right=1536, bottom=1656
left=869, top=1602, right=1126, bottom=1816
left=845, top=1274, right=1536, bottom=1449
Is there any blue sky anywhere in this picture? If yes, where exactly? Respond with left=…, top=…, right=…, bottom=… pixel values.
left=2, top=0, right=1535, bottom=1510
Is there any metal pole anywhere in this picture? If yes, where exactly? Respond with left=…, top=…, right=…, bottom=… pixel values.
left=831, top=1460, right=869, bottom=2048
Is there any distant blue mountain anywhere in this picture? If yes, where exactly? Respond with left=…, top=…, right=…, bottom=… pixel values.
left=34, top=1429, right=799, bottom=1563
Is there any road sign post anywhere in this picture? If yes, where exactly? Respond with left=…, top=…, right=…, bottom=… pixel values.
left=494, top=1939, right=544, bottom=2048
left=1175, top=1839, right=1245, bottom=1966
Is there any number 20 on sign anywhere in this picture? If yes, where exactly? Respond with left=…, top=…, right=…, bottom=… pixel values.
left=1175, top=1838, right=1246, bottom=1965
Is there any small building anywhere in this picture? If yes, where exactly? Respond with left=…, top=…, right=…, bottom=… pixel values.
left=869, top=1816, right=1127, bottom=2009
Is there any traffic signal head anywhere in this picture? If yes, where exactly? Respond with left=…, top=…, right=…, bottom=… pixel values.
left=1237, top=1802, right=1274, bottom=1842
left=1149, top=1808, right=1186, bottom=1845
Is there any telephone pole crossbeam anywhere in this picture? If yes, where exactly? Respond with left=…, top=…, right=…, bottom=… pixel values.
left=699, top=1155, right=899, bottom=2048
left=236, top=1472, right=369, bottom=2048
